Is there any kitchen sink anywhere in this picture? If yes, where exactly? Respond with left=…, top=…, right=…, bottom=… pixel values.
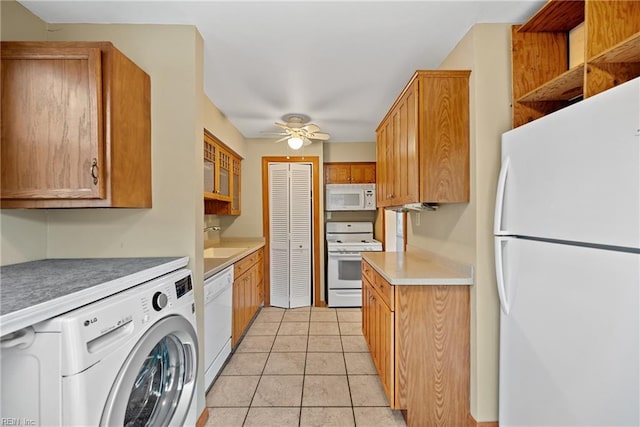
left=203, top=247, right=246, bottom=259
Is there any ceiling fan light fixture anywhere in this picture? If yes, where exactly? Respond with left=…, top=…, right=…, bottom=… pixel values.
left=288, top=136, right=304, bottom=150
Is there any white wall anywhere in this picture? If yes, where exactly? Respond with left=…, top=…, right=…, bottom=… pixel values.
left=406, top=24, right=512, bottom=422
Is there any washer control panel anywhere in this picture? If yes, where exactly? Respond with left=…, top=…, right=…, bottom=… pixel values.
left=175, top=275, right=193, bottom=299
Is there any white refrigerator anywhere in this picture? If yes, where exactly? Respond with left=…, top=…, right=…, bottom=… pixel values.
left=495, top=77, right=640, bottom=426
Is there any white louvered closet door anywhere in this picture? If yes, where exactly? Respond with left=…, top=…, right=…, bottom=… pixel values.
left=288, top=163, right=312, bottom=308
left=268, top=163, right=290, bottom=308
left=268, top=163, right=312, bottom=308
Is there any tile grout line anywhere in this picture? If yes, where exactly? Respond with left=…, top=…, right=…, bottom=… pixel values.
left=297, top=317, right=311, bottom=427
left=242, top=314, right=283, bottom=426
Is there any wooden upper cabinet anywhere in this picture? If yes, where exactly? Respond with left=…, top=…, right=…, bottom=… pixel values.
left=204, top=130, right=242, bottom=216
left=376, top=70, right=470, bottom=206
left=350, top=163, right=376, bottom=183
left=0, top=41, right=151, bottom=208
left=511, top=0, right=640, bottom=127
left=324, top=163, right=351, bottom=183
left=376, top=126, right=388, bottom=206
left=324, top=162, right=376, bottom=184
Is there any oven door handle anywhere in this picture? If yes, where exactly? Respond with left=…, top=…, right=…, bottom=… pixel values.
left=328, top=252, right=362, bottom=259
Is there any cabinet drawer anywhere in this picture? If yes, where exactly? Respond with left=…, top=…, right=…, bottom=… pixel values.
left=234, top=249, right=260, bottom=277
left=373, top=270, right=394, bottom=309
left=362, top=260, right=374, bottom=284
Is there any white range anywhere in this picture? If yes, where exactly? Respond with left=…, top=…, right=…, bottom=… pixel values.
left=326, top=222, right=382, bottom=307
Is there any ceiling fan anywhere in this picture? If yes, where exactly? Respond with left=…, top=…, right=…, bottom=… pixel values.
left=262, top=113, right=330, bottom=149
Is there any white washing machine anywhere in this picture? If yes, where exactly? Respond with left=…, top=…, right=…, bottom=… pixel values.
left=0, top=268, right=198, bottom=426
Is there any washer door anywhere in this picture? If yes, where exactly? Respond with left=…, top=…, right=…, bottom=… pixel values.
left=100, top=315, right=197, bottom=427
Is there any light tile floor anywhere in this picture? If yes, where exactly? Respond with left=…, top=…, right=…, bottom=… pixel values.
left=205, top=306, right=407, bottom=427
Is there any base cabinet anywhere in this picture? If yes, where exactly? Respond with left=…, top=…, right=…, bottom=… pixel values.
left=232, top=248, right=264, bottom=348
left=362, top=260, right=470, bottom=426
left=362, top=278, right=396, bottom=405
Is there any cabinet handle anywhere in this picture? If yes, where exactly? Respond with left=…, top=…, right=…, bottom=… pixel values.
left=90, top=158, right=99, bottom=185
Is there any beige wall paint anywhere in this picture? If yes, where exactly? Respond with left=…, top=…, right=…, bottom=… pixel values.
left=323, top=141, right=376, bottom=162
left=405, top=24, right=512, bottom=422
left=0, top=0, right=47, bottom=41
left=467, top=24, right=512, bottom=421
left=322, top=140, right=377, bottom=225
left=0, top=0, right=49, bottom=266
left=202, top=96, right=247, bottom=237
left=0, top=3, right=223, bottom=415
left=1, top=211, right=48, bottom=265
left=43, top=22, right=209, bottom=416
left=203, top=95, right=247, bottom=158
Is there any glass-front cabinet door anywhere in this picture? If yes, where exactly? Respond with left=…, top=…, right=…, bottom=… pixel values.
left=218, top=149, right=231, bottom=198
left=204, top=130, right=242, bottom=215
left=231, top=157, right=241, bottom=214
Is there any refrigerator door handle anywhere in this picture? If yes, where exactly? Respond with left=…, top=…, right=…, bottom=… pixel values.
left=494, top=156, right=510, bottom=236
left=494, top=236, right=510, bottom=315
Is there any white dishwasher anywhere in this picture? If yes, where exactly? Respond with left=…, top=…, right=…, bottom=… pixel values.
left=204, top=266, right=233, bottom=390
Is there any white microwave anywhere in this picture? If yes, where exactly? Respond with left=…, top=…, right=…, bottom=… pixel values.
left=325, top=184, right=376, bottom=211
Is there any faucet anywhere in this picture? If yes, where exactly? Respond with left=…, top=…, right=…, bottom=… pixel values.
left=204, top=226, right=221, bottom=232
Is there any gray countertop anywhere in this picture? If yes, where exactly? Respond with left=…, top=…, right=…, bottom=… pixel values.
left=1, top=257, right=188, bottom=336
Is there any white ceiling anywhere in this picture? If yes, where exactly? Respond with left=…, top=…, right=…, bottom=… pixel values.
left=19, top=0, right=543, bottom=142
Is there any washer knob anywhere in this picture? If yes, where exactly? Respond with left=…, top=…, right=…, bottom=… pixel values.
left=152, top=292, right=168, bottom=311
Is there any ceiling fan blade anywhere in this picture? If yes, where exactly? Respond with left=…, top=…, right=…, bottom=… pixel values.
left=308, top=132, right=330, bottom=141
left=274, top=136, right=289, bottom=143
left=274, top=122, right=289, bottom=129
left=302, top=124, right=320, bottom=133
left=303, top=137, right=313, bottom=146
left=260, top=131, right=288, bottom=136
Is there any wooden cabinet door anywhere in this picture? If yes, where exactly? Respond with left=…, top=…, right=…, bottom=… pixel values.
left=367, top=284, right=394, bottom=407
left=255, top=258, right=264, bottom=307
left=218, top=148, right=232, bottom=198
left=380, top=118, right=396, bottom=205
left=350, top=163, right=376, bottom=183
left=243, top=270, right=253, bottom=329
left=376, top=127, right=388, bottom=206
left=1, top=42, right=151, bottom=209
left=419, top=74, right=470, bottom=203
left=1, top=46, right=105, bottom=200
left=397, top=83, right=419, bottom=204
left=387, top=110, right=400, bottom=204
left=231, top=156, right=241, bottom=215
left=324, top=163, right=352, bottom=183
left=204, top=131, right=241, bottom=215
left=232, top=276, right=243, bottom=348
left=362, top=278, right=373, bottom=348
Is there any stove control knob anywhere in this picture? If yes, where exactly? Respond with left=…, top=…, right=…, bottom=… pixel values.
left=152, top=292, right=168, bottom=311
